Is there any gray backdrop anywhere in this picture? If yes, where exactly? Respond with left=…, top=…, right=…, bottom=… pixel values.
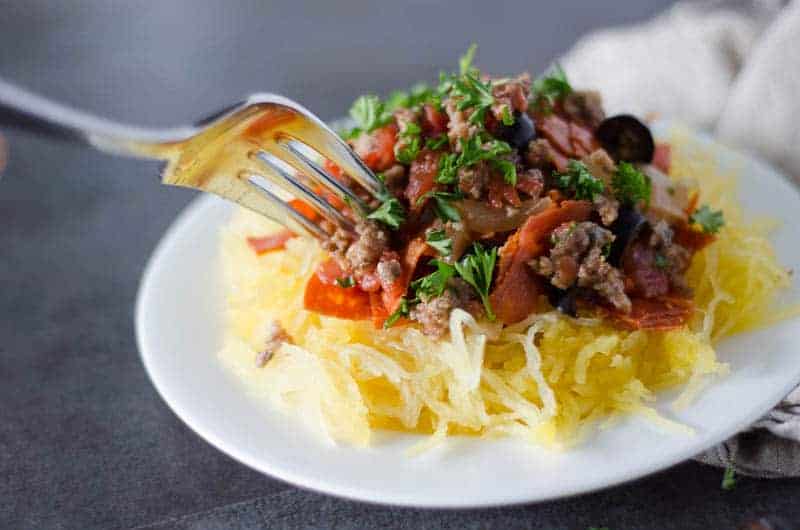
left=2, top=1, right=799, bottom=529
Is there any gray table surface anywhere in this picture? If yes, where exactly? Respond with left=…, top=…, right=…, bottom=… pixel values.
left=2, top=1, right=799, bottom=529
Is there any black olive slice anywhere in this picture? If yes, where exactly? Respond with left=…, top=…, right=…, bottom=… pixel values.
left=548, top=286, right=580, bottom=317
left=607, top=206, right=649, bottom=267
left=596, top=114, right=655, bottom=163
left=496, top=111, right=536, bottom=150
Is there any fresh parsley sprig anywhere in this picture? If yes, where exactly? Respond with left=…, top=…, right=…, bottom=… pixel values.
left=459, top=43, right=478, bottom=76
left=437, top=135, right=517, bottom=186
left=395, top=122, right=422, bottom=164
left=437, top=44, right=496, bottom=127
left=721, top=465, right=736, bottom=490
left=384, top=298, right=410, bottom=329
left=450, top=73, right=494, bottom=126
left=344, top=83, right=438, bottom=140
left=425, top=134, right=448, bottom=150
left=492, top=158, right=517, bottom=186
left=555, top=160, right=605, bottom=201
left=335, top=277, right=355, bottom=288
left=612, top=161, right=651, bottom=206
left=530, top=64, right=572, bottom=112
left=689, top=204, right=725, bottom=234
left=410, top=260, right=457, bottom=301
left=454, top=242, right=497, bottom=321
left=367, top=194, right=406, bottom=229
left=426, top=228, right=453, bottom=256
left=417, top=190, right=463, bottom=222
left=385, top=242, right=499, bottom=328
left=367, top=180, right=407, bottom=230
left=436, top=152, right=460, bottom=185
left=500, top=106, right=515, bottom=126
left=385, top=83, right=437, bottom=111
left=385, top=260, right=456, bottom=329
left=348, top=95, right=393, bottom=136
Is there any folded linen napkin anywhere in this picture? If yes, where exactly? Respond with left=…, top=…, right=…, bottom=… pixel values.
left=562, top=0, right=800, bottom=477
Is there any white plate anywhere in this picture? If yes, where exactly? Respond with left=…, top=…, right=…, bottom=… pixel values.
left=136, top=125, right=800, bottom=508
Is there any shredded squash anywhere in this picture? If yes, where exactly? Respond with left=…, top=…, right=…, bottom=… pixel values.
left=218, top=127, right=795, bottom=449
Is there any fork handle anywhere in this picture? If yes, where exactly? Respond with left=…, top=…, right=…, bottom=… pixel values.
left=0, top=79, right=195, bottom=159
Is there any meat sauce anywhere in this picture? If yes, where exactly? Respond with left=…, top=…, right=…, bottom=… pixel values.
left=248, top=54, right=720, bottom=337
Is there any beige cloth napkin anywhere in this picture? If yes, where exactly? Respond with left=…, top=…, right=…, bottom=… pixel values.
left=562, top=0, right=800, bottom=477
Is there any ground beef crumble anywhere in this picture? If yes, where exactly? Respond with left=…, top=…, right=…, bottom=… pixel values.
left=444, top=99, right=480, bottom=149
left=516, top=169, right=545, bottom=198
left=581, top=149, right=620, bottom=226
left=529, top=221, right=631, bottom=312
left=345, top=220, right=390, bottom=277
left=381, top=164, right=407, bottom=195
left=321, top=227, right=354, bottom=269
left=409, top=278, right=478, bottom=339
left=583, top=149, right=617, bottom=185
left=376, top=257, right=402, bottom=285
left=525, top=138, right=563, bottom=170
left=649, top=220, right=692, bottom=295
left=593, top=194, right=620, bottom=226
left=490, top=74, right=531, bottom=122
left=301, top=57, right=703, bottom=334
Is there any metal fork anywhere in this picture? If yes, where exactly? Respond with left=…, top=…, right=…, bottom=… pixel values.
left=0, top=79, right=383, bottom=239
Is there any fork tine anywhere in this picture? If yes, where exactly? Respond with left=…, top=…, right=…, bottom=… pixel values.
left=244, top=174, right=328, bottom=240
left=261, top=96, right=385, bottom=199
left=309, top=136, right=384, bottom=199
left=277, top=140, right=371, bottom=216
left=254, top=150, right=354, bottom=232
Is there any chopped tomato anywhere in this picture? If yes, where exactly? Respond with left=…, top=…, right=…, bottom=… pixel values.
left=516, top=171, right=544, bottom=197
left=537, top=138, right=569, bottom=173
left=674, top=221, right=716, bottom=252
left=487, top=175, right=521, bottom=208
left=246, top=230, right=296, bottom=255
left=303, top=259, right=372, bottom=320
left=405, top=150, right=441, bottom=210
left=672, top=192, right=717, bottom=251
left=421, top=104, right=448, bottom=136
left=314, top=185, right=346, bottom=211
left=653, top=143, right=671, bottom=174
left=537, top=114, right=573, bottom=156
left=490, top=201, right=593, bottom=323
left=380, top=277, right=407, bottom=316
left=353, top=124, right=397, bottom=172
left=314, top=258, right=348, bottom=285
left=611, top=296, right=694, bottom=330
left=369, top=291, right=391, bottom=328
left=569, top=122, right=598, bottom=157
left=318, top=161, right=348, bottom=210
left=323, top=159, right=345, bottom=180
left=366, top=237, right=433, bottom=327
left=288, top=198, right=319, bottom=221
left=382, top=237, right=431, bottom=313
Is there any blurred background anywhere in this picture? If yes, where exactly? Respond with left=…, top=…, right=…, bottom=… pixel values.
left=4, top=1, right=800, bottom=529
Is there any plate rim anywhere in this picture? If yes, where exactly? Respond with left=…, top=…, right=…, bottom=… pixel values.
left=135, top=128, right=800, bottom=508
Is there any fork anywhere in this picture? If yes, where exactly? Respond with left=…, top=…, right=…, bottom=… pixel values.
left=0, top=79, right=383, bottom=239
